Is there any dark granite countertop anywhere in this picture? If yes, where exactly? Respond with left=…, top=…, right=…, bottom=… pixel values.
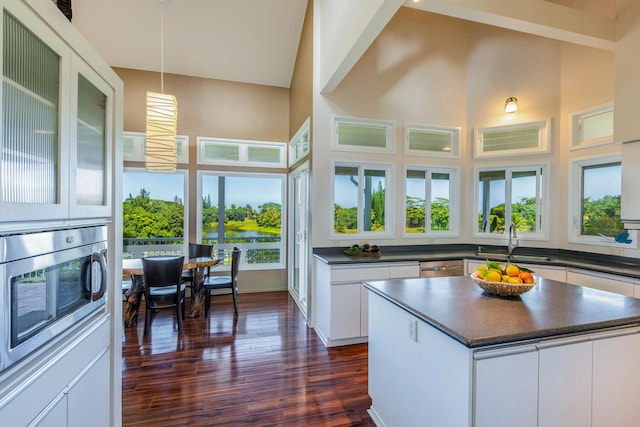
left=364, top=276, right=640, bottom=348
left=313, top=244, right=640, bottom=279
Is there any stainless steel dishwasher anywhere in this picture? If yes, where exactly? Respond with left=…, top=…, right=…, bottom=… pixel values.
left=419, top=260, right=465, bottom=278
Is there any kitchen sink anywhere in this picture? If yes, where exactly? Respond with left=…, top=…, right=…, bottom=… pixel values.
left=508, top=254, right=552, bottom=263
left=475, top=252, right=552, bottom=263
left=475, top=252, right=508, bottom=261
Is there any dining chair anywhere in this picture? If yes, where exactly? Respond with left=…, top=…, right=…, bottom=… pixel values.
left=181, top=243, right=214, bottom=296
left=142, top=255, right=186, bottom=335
left=203, top=247, right=240, bottom=317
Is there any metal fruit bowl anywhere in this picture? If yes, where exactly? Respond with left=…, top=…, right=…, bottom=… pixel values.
left=471, top=274, right=536, bottom=297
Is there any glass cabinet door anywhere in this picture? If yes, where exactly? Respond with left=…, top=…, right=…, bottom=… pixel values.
left=0, top=8, right=70, bottom=220
left=68, top=52, right=113, bottom=218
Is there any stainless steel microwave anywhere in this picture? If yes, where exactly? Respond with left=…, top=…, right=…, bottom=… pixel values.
left=0, top=225, right=108, bottom=372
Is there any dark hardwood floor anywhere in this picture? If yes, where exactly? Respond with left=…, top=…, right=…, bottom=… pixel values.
left=122, top=291, right=374, bottom=426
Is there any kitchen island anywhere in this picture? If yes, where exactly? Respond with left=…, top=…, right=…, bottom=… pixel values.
left=364, top=276, right=640, bottom=427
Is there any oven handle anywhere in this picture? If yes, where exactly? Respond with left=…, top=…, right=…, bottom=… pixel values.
left=91, top=251, right=108, bottom=301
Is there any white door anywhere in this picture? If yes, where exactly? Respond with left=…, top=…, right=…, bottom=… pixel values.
left=288, top=162, right=310, bottom=318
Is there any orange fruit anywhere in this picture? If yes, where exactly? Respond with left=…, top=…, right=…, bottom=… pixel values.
left=505, top=264, right=520, bottom=277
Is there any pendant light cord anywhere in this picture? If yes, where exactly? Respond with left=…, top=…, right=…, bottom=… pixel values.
left=160, top=0, right=165, bottom=94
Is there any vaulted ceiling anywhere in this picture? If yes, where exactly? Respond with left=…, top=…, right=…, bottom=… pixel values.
left=72, top=0, right=308, bottom=88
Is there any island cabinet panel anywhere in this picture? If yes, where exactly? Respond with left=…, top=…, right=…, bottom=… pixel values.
left=592, top=333, right=640, bottom=427
left=368, top=292, right=472, bottom=427
left=474, top=348, right=538, bottom=427
left=566, top=268, right=637, bottom=297
left=538, top=340, right=592, bottom=426
left=312, top=259, right=418, bottom=347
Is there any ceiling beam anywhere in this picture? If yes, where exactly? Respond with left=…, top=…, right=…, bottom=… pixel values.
left=405, top=0, right=616, bottom=51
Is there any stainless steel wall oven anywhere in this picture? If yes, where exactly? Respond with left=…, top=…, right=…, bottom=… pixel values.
left=0, top=225, right=107, bottom=372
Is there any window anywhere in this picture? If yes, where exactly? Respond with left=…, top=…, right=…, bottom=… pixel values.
left=332, top=116, right=395, bottom=154
left=405, top=166, right=459, bottom=236
left=404, top=123, right=460, bottom=158
left=122, top=168, right=188, bottom=258
left=289, top=117, right=310, bottom=166
left=476, top=165, right=546, bottom=239
left=333, top=163, right=392, bottom=237
left=474, top=120, right=550, bottom=158
left=570, top=103, right=613, bottom=149
left=568, top=155, right=635, bottom=246
left=122, top=131, right=189, bottom=164
left=198, top=172, right=285, bottom=269
left=197, top=137, right=286, bottom=168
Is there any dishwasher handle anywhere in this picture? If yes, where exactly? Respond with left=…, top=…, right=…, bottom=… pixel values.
left=420, top=264, right=464, bottom=272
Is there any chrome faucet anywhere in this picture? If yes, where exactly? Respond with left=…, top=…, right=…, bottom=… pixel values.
left=507, top=224, right=519, bottom=255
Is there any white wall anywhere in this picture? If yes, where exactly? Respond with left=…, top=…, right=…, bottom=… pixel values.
left=311, top=5, right=630, bottom=257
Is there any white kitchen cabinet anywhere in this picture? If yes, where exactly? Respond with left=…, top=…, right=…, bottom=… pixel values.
left=313, top=258, right=418, bottom=346
left=538, top=339, right=592, bottom=426
left=67, top=349, right=110, bottom=427
left=368, top=292, right=471, bottom=427
left=0, top=316, right=111, bottom=426
left=28, top=394, right=67, bottom=427
left=329, top=283, right=362, bottom=340
left=621, top=140, right=640, bottom=228
left=592, top=332, right=640, bottom=427
left=0, top=0, right=116, bottom=224
left=566, top=268, right=637, bottom=297
left=474, top=347, right=538, bottom=427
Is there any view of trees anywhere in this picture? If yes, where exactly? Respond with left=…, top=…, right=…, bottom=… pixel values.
left=406, top=196, right=450, bottom=232
left=201, top=195, right=281, bottom=237
left=477, top=195, right=623, bottom=236
left=582, top=195, right=624, bottom=236
left=478, top=197, right=537, bottom=233
left=123, top=189, right=184, bottom=239
left=334, top=183, right=385, bottom=233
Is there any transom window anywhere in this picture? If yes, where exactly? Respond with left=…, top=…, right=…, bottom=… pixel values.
left=332, top=116, right=395, bottom=154
left=197, top=137, right=286, bottom=168
left=474, top=120, right=550, bottom=158
left=123, top=131, right=189, bottom=164
left=404, top=123, right=460, bottom=158
left=333, top=163, right=392, bottom=237
left=476, top=165, right=546, bottom=238
left=570, top=103, right=614, bottom=149
left=405, top=166, right=459, bottom=236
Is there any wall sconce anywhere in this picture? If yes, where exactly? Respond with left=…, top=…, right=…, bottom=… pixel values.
left=504, top=97, right=518, bottom=113
left=145, top=0, right=178, bottom=173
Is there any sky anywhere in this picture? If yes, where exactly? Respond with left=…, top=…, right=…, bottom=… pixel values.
left=123, top=171, right=282, bottom=206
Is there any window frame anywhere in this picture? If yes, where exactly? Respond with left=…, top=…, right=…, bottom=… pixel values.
left=404, top=123, right=461, bottom=158
left=403, top=165, right=460, bottom=238
left=474, top=119, right=551, bottom=158
left=331, top=161, right=394, bottom=239
left=196, top=170, right=286, bottom=270
left=289, top=117, right=310, bottom=166
left=473, top=163, right=548, bottom=241
left=197, top=136, right=286, bottom=168
left=123, top=131, right=189, bottom=164
left=570, top=103, right=614, bottom=150
left=568, top=154, right=636, bottom=248
left=331, top=115, right=396, bottom=154
left=122, top=167, right=190, bottom=257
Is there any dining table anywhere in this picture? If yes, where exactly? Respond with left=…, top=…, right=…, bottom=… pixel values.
left=122, top=256, right=221, bottom=327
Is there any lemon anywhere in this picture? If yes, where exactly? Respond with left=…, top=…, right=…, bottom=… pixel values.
left=485, top=270, right=502, bottom=282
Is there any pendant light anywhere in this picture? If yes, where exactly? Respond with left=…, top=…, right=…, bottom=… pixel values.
left=145, top=0, right=178, bottom=173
